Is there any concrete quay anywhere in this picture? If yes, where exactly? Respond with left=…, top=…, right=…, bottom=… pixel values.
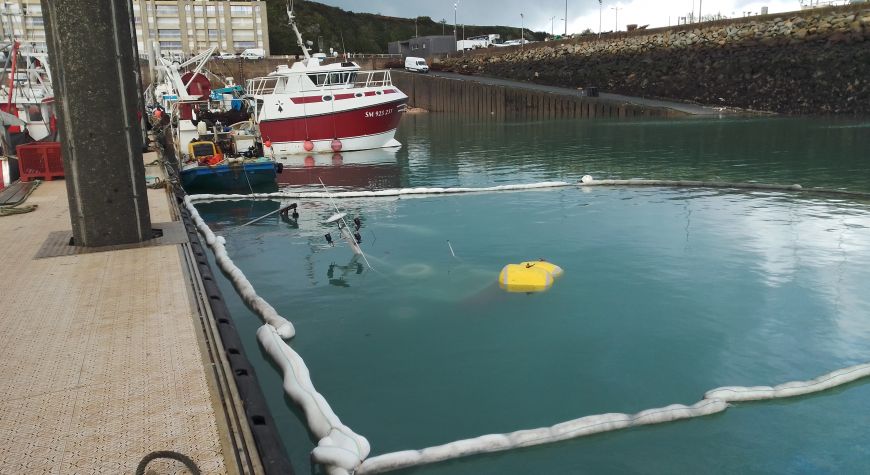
left=0, top=153, right=261, bottom=474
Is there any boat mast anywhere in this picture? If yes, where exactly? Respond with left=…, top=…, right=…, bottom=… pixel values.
left=5, top=41, right=19, bottom=111
left=287, top=1, right=311, bottom=60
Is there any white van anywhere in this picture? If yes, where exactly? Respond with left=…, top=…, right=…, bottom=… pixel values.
left=240, top=48, right=265, bottom=59
left=404, top=57, right=429, bottom=73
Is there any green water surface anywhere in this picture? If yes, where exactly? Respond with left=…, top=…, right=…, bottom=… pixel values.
left=200, top=115, right=870, bottom=474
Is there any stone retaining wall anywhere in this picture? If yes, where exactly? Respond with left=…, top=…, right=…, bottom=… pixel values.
left=443, top=5, right=870, bottom=114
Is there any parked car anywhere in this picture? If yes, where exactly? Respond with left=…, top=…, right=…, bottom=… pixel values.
left=240, top=48, right=265, bottom=59
left=217, top=51, right=237, bottom=59
left=404, top=56, right=429, bottom=73
left=495, top=39, right=530, bottom=47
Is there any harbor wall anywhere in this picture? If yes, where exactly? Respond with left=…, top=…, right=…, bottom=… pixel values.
left=441, top=5, right=870, bottom=115
left=391, top=73, right=685, bottom=119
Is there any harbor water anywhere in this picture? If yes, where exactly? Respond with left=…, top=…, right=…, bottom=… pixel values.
left=199, top=115, right=870, bottom=474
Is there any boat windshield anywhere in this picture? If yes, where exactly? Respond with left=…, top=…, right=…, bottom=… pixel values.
left=307, top=71, right=358, bottom=87
left=247, top=70, right=393, bottom=96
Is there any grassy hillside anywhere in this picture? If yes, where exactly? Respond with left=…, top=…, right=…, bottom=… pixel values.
left=265, top=0, right=546, bottom=55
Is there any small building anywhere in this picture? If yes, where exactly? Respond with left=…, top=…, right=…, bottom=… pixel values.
left=388, top=35, right=456, bottom=58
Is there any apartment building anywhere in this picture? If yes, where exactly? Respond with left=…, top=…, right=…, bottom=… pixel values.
left=0, top=1, right=270, bottom=57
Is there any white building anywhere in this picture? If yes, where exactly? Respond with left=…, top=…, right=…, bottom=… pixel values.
left=0, top=1, right=270, bottom=57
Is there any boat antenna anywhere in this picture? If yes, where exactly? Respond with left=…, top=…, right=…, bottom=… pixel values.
left=287, top=1, right=311, bottom=60
left=340, top=30, right=347, bottom=58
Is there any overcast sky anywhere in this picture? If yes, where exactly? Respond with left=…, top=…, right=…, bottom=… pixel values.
left=315, top=0, right=810, bottom=33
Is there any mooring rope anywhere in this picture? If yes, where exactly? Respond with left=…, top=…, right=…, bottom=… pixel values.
left=184, top=177, right=870, bottom=474
left=135, top=451, right=200, bottom=475
left=0, top=179, right=41, bottom=217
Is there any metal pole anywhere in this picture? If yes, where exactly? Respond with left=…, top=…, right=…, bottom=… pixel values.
left=520, top=13, right=524, bottom=50
left=453, top=3, right=457, bottom=43
left=564, top=0, right=568, bottom=36
left=699, top=0, right=703, bottom=22
left=598, top=0, right=602, bottom=38
left=127, top=0, right=147, bottom=150
left=41, top=0, right=152, bottom=246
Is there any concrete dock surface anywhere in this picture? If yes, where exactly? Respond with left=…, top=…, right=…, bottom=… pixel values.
left=0, top=153, right=242, bottom=473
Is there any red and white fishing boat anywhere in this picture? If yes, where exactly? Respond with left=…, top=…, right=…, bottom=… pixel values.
left=245, top=4, right=407, bottom=155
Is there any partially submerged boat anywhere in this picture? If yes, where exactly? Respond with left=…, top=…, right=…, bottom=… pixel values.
left=244, top=4, right=408, bottom=155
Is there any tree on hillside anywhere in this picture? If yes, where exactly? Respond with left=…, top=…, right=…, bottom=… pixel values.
left=265, top=0, right=546, bottom=55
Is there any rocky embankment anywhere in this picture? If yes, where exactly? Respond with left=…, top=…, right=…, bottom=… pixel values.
left=443, top=6, right=870, bottom=114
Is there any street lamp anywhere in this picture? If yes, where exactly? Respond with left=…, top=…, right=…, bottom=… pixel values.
left=598, top=0, right=602, bottom=38
left=611, top=6, right=622, bottom=32
left=550, top=16, right=556, bottom=37
left=520, top=13, right=524, bottom=50
left=564, top=0, right=568, bottom=36
left=453, top=2, right=458, bottom=43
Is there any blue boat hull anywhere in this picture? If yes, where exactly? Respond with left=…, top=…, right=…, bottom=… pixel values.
left=181, top=161, right=278, bottom=194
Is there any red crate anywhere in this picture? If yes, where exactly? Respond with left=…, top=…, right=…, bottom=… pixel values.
left=17, top=142, right=64, bottom=182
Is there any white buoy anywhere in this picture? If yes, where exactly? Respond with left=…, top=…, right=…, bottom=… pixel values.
left=580, top=175, right=594, bottom=184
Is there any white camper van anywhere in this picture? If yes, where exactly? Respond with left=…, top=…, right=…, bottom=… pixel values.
left=404, top=57, right=429, bottom=73
left=240, top=48, right=266, bottom=59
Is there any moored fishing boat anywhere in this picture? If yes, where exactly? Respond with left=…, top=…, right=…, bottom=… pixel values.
left=151, top=48, right=280, bottom=194
left=244, top=2, right=408, bottom=155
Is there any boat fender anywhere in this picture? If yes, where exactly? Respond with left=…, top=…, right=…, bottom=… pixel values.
left=331, top=138, right=343, bottom=152
left=275, top=162, right=284, bottom=174
left=304, top=139, right=314, bottom=152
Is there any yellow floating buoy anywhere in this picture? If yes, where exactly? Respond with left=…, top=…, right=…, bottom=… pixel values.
left=518, top=261, right=564, bottom=278
left=498, top=260, right=563, bottom=293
